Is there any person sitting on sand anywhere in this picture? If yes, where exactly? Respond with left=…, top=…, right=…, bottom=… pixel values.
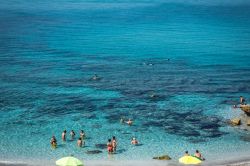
left=107, top=139, right=113, bottom=153
left=50, top=136, right=57, bottom=147
left=70, top=130, right=76, bottom=140
left=62, top=130, right=67, bottom=141
left=126, top=119, right=133, bottom=125
left=184, top=151, right=189, bottom=156
left=131, top=137, right=138, bottom=145
left=194, top=150, right=205, bottom=160
left=112, top=136, right=117, bottom=152
left=77, top=137, right=83, bottom=147
left=80, top=130, right=85, bottom=140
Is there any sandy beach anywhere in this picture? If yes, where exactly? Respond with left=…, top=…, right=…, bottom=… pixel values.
left=1, top=158, right=250, bottom=166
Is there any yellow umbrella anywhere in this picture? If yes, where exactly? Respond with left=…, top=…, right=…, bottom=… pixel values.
left=179, top=156, right=202, bottom=165
left=56, top=156, right=83, bottom=166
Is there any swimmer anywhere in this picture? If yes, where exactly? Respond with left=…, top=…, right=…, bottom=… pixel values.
left=80, top=130, right=85, bottom=140
left=70, top=130, right=76, bottom=140
left=126, top=119, right=133, bottom=125
left=107, top=139, right=113, bottom=153
left=131, top=137, right=138, bottom=145
left=112, top=136, right=117, bottom=152
left=92, top=74, right=99, bottom=80
left=62, top=130, right=67, bottom=141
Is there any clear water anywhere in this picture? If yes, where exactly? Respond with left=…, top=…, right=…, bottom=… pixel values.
left=0, top=0, right=250, bottom=164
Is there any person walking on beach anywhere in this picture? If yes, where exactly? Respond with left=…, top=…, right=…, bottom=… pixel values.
left=131, top=137, right=138, bottom=145
left=70, top=130, right=76, bottom=140
left=50, top=136, right=57, bottom=148
left=80, top=130, right=85, bottom=140
left=107, top=139, right=113, bottom=153
left=112, top=136, right=117, bottom=152
left=62, top=130, right=67, bottom=141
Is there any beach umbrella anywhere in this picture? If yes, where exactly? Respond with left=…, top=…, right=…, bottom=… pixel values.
left=179, top=156, right=202, bottom=165
left=56, top=156, right=83, bottom=166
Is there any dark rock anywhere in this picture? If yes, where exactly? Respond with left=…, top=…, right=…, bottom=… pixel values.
left=86, top=150, right=102, bottom=154
left=240, top=135, right=250, bottom=142
left=95, top=144, right=107, bottom=149
left=153, top=155, right=171, bottom=160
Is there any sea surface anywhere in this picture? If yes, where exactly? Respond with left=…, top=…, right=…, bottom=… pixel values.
left=0, top=0, right=250, bottom=165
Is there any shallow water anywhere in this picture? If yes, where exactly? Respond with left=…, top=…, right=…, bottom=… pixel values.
left=0, top=0, right=250, bottom=164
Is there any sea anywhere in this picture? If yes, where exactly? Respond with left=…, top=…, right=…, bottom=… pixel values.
left=0, top=0, right=250, bottom=165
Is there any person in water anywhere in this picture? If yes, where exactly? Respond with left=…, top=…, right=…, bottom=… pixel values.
left=184, top=151, right=189, bottom=156
left=107, top=139, right=113, bottom=153
left=92, top=74, right=100, bottom=80
left=240, top=96, right=246, bottom=105
left=126, top=119, right=133, bottom=125
left=62, top=130, right=67, bottom=141
left=120, top=117, right=125, bottom=123
left=77, top=137, right=83, bottom=147
left=80, top=130, right=85, bottom=140
left=112, top=136, right=117, bottom=152
left=131, top=137, right=138, bottom=145
left=194, top=150, right=205, bottom=160
left=70, top=130, right=76, bottom=140
left=50, top=136, right=57, bottom=148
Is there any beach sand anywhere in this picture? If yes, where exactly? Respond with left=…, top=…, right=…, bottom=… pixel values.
left=1, top=159, right=250, bottom=166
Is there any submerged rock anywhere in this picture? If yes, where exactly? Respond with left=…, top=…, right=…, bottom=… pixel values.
left=230, top=118, right=241, bottom=126
left=95, top=144, right=107, bottom=149
left=240, top=135, right=250, bottom=142
left=86, top=150, right=102, bottom=154
left=153, top=155, right=171, bottom=160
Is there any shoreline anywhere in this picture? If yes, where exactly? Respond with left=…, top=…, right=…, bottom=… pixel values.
left=1, top=157, right=250, bottom=166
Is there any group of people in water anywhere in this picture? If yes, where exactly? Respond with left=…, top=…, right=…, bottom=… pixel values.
left=50, top=114, right=205, bottom=160
left=184, top=150, right=205, bottom=161
left=50, top=127, right=139, bottom=154
left=233, top=96, right=247, bottom=108
left=50, top=130, right=86, bottom=148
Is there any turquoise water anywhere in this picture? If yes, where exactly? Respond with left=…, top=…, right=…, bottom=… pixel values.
left=1, top=0, right=250, bottom=164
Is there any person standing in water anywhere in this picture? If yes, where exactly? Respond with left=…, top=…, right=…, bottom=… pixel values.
left=80, top=130, right=85, bottom=140
left=50, top=136, right=57, bottom=148
left=62, top=130, right=67, bottom=141
left=112, top=136, right=117, bottom=152
left=107, top=139, right=113, bottom=154
left=240, top=96, right=246, bottom=105
left=77, top=137, right=84, bottom=147
left=70, top=130, right=76, bottom=140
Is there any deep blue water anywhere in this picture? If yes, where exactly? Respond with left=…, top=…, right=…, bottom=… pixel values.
left=0, top=0, right=250, bottom=164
